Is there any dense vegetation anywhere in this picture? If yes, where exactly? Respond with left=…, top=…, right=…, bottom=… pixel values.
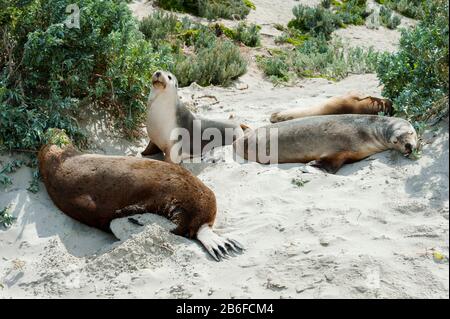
left=258, top=36, right=378, bottom=83
left=376, top=0, right=449, bottom=129
left=375, top=0, right=425, bottom=19
left=139, top=11, right=261, bottom=86
left=260, top=1, right=377, bottom=83
left=0, top=1, right=254, bottom=156
left=0, top=0, right=166, bottom=152
left=379, top=5, right=401, bottom=30
left=0, top=0, right=255, bottom=192
left=287, top=0, right=371, bottom=39
left=156, top=0, right=255, bottom=20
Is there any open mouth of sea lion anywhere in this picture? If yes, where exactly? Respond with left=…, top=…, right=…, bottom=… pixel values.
left=152, top=80, right=166, bottom=89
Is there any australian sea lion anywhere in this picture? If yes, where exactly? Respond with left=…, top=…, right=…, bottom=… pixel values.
left=38, top=130, right=242, bottom=261
left=270, top=93, right=393, bottom=123
left=143, top=70, right=247, bottom=163
left=234, top=115, right=418, bottom=173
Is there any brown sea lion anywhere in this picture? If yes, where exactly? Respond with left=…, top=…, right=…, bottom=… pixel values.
left=38, top=130, right=242, bottom=261
left=234, top=115, right=418, bottom=173
left=270, top=94, right=393, bottom=123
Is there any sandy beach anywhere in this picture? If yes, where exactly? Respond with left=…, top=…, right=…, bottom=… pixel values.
left=0, top=0, right=448, bottom=299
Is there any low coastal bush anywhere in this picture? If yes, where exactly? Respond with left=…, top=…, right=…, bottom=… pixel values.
left=261, top=0, right=377, bottom=83
left=379, top=6, right=401, bottom=29
left=173, top=40, right=247, bottom=87
left=335, top=0, right=371, bottom=26
left=139, top=11, right=249, bottom=87
left=376, top=0, right=449, bottom=128
left=0, top=0, right=168, bottom=153
left=258, top=36, right=378, bottom=82
left=288, top=5, right=338, bottom=39
left=232, top=22, right=261, bottom=47
left=375, top=0, right=425, bottom=19
left=275, top=28, right=310, bottom=46
left=156, top=0, right=252, bottom=20
left=0, top=1, right=250, bottom=160
left=288, top=1, right=370, bottom=39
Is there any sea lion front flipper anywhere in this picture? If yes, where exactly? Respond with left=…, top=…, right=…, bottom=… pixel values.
left=141, top=141, right=162, bottom=156
left=196, top=225, right=243, bottom=262
left=308, top=154, right=347, bottom=174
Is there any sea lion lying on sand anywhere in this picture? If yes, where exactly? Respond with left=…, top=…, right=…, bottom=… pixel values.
left=234, top=115, right=418, bottom=173
left=270, top=93, right=393, bottom=123
left=38, top=130, right=242, bottom=261
left=143, top=70, right=248, bottom=163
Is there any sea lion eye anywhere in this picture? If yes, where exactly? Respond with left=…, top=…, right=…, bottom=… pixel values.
left=168, top=75, right=172, bottom=80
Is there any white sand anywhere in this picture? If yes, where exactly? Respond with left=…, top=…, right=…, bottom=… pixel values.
left=0, top=0, right=448, bottom=299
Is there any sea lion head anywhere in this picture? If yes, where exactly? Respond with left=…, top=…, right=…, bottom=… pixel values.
left=387, top=120, right=418, bottom=157
left=150, top=70, right=178, bottom=97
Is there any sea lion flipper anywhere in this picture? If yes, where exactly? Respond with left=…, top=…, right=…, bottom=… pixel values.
left=141, top=141, right=162, bottom=156
left=115, top=205, right=148, bottom=218
left=309, top=155, right=347, bottom=174
left=196, top=224, right=243, bottom=262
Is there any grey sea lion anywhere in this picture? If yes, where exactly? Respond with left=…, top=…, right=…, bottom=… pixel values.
left=234, top=115, right=418, bottom=173
left=143, top=71, right=248, bottom=163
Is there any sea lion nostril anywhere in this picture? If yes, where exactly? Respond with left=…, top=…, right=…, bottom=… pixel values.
left=405, top=143, right=412, bottom=151
left=155, top=71, right=161, bottom=78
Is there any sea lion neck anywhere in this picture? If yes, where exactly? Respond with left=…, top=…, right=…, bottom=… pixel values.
left=148, top=87, right=179, bottom=107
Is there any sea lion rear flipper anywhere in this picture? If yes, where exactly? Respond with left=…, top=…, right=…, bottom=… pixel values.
left=141, top=141, right=162, bottom=156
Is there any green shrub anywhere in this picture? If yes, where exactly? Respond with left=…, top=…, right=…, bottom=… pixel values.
left=156, top=0, right=251, bottom=20
left=233, top=22, right=261, bottom=47
left=259, top=36, right=378, bottom=82
left=375, top=0, right=425, bottom=19
left=209, top=23, right=261, bottom=47
left=0, top=205, right=15, bottom=228
left=257, top=52, right=290, bottom=82
left=376, top=0, right=449, bottom=127
left=139, top=12, right=248, bottom=86
left=288, top=5, right=339, bottom=39
left=138, top=10, right=180, bottom=49
left=321, top=0, right=332, bottom=9
left=379, top=6, right=401, bottom=29
left=335, top=0, right=371, bottom=26
left=173, top=39, right=247, bottom=87
left=243, top=0, right=256, bottom=10
left=287, top=1, right=370, bottom=39
left=0, top=0, right=169, bottom=153
left=0, top=159, right=22, bottom=187
left=275, top=28, right=310, bottom=46
left=293, top=36, right=378, bottom=80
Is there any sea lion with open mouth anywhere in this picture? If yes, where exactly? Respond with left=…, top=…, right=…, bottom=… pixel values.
left=270, top=93, right=393, bottom=123
left=38, top=130, right=243, bottom=261
left=143, top=71, right=248, bottom=163
left=234, top=115, right=418, bottom=173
